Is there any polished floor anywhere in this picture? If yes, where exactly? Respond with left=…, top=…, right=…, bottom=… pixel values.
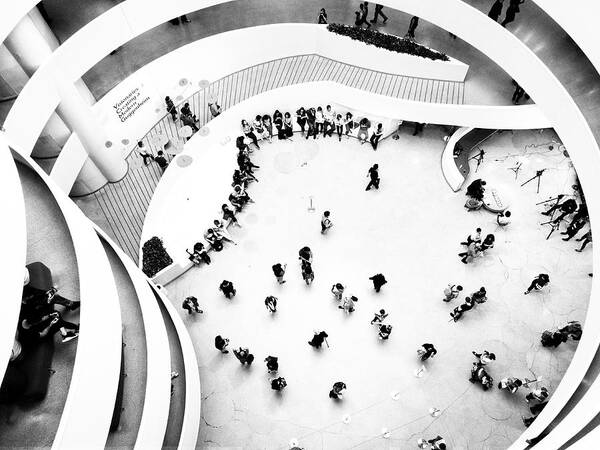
left=161, top=127, right=591, bottom=449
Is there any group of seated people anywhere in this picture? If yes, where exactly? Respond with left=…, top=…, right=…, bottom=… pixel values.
left=18, top=267, right=80, bottom=347
left=541, top=321, right=582, bottom=348
left=240, top=105, right=386, bottom=149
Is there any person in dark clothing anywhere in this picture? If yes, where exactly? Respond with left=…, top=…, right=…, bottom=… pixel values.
left=318, top=8, right=328, bottom=24
left=20, top=311, right=79, bottom=344
left=558, top=321, right=582, bottom=340
left=360, top=3, right=371, bottom=28
left=296, top=107, right=308, bottom=134
left=542, top=198, right=576, bottom=218
left=418, top=343, right=437, bottom=361
left=366, top=164, right=380, bottom=191
left=407, top=16, right=419, bottom=38
left=188, top=242, right=211, bottom=266
left=501, top=1, right=523, bottom=27
left=265, top=296, right=278, bottom=313
left=321, top=211, right=333, bottom=234
left=561, top=217, right=587, bottom=241
left=273, top=110, right=285, bottom=140
left=169, top=15, right=190, bottom=25
left=412, top=122, right=425, bottom=136
left=370, top=4, right=388, bottom=24
left=271, top=377, right=287, bottom=391
left=219, top=280, right=236, bottom=299
left=329, top=381, right=347, bottom=399
left=541, top=330, right=568, bottom=347
left=512, top=83, right=526, bottom=104
left=21, top=285, right=80, bottom=315
left=165, top=96, right=177, bottom=120
left=299, top=246, right=313, bottom=264
left=306, top=108, right=317, bottom=139
left=302, top=261, right=315, bottom=285
left=370, top=309, right=388, bottom=325
left=524, top=273, right=550, bottom=294
left=466, top=179, right=486, bottom=200
left=272, top=263, right=287, bottom=284
left=470, top=362, right=494, bottom=390
left=378, top=324, right=392, bottom=340
left=137, top=141, right=154, bottom=166
left=471, top=287, right=488, bottom=304
left=522, top=402, right=547, bottom=427
left=427, top=436, right=447, bottom=450
left=308, top=331, right=329, bottom=348
left=451, top=297, right=474, bottom=321
left=370, top=123, right=384, bottom=150
left=233, top=347, right=254, bottom=365
left=488, top=0, right=504, bottom=22
left=369, top=273, right=387, bottom=292
left=180, top=112, right=199, bottom=133
left=355, top=6, right=370, bottom=28
left=182, top=296, right=203, bottom=315
left=571, top=202, right=588, bottom=223
left=575, top=230, right=592, bottom=252
left=152, top=151, right=169, bottom=171
left=265, top=355, right=279, bottom=372
left=481, top=234, right=495, bottom=252
left=214, top=335, right=229, bottom=353
left=222, top=203, right=240, bottom=227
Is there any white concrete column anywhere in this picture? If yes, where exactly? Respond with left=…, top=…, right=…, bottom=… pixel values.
left=54, top=74, right=127, bottom=183
left=70, top=157, right=109, bottom=197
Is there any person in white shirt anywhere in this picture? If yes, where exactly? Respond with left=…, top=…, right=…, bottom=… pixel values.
left=315, top=106, right=325, bottom=136
left=331, top=283, right=345, bottom=300
left=323, top=105, right=335, bottom=137
left=497, top=210, right=511, bottom=226
left=443, top=283, right=463, bottom=302
left=321, top=211, right=333, bottom=234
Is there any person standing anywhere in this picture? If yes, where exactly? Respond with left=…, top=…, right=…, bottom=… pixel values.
left=370, top=123, right=384, bottom=150
left=512, top=83, right=526, bottom=104
left=265, top=355, right=279, bottom=372
left=318, top=8, right=328, bottom=24
left=271, top=377, right=287, bottom=391
left=214, top=335, right=230, bottom=353
left=182, top=296, right=203, bottom=315
left=308, top=330, right=329, bottom=348
left=321, top=211, right=333, bottom=234
left=366, top=164, right=380, bottom=191
left=488, top=0, right=504, bottom=22
left=265, top=296, right=278, bottom=313
left=334, top=114, right=344, bottom=141
left=370, top=4, right=388, bottom=24
left=501, top=0, right=523, bottom=27
left=165, top=96, right=177, bottom=121
left=369, top=273, right=387, bottom=292
left=219, top=280, right=236, bottom=299
left=329, top=381, right=347, bottom=399
left=575, top=230, right=592, bottom=252
left=323, top=105, right=335, bottom=137
left=331, top=283, right=345, bottom=301
left=272, top=263, right=287, bottom=284
left=407, top=16, right=419, bottom=38
left=417, top=343, right=437, bottom=361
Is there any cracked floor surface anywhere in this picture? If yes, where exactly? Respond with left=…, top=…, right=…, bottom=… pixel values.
left=162, top=127, right=591, bottom=449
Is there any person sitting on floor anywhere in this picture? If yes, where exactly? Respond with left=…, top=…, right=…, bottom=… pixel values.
left=338, top=295, right=358, bottom=313
left=466, top=179, right=486, bottom=201
left=471, top=287, right=488, bottom=304
left=470, top=362, right=493, bottom=390
left=20, top=311, right=79, bottom=343
left=357, top=117, right=371, bottom=144
left=204, top=229, right=224, bottom=252
left=219, top=280, right=236, bottom=299
left=498, top=377, right=523, bottom=394
left=22, top=282, right=80, bottom=314
left=212, top=219, right=237, bottom=245
left=541, top=329, right=569, bottom=347
left=472, top=350, right=496, bottom=365
left=222, top=203, right=240, bottom=227
left=558, top=321, right=582, bottom=341
left=443, top=284, right=463, bottom=302
left=370, top=309, right=388, bottom=325
left=188, top=241, right=211, bottom=265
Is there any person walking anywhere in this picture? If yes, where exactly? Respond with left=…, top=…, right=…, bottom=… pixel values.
left=366, top=164, right=380, bottom=191
left=417, top=343, right=437, bottom=361
left=488, top=0, right=504, bottom=22
left=501, top=0, right=524, bottom=27
left=524, top=273, right=550, bottom=294
left=219, top=280, right=236, bottom=299
left=265, top=355, right=279, bottom=372
left=165, top=96, right=177, bottom=121
left=370, top=4, right=388, bottom=24
left=233, top=347, right=254, bottom=365
left=329, top=381, right=347, bottom=399
left=271, top=377, right=287, bottom=391
left=561, top=217, right=587, bottom=241
left=407, top=16, right=419, bottom=38
left=575, top=230, right=592, bottom=252
left=308, top=330, right=329, bottom=348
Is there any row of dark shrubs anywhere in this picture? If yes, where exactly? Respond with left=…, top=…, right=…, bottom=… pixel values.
left=326, top=23, right=450, bottom=62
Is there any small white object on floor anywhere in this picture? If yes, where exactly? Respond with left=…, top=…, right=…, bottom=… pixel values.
left=391, top=391, right=401, bottom=401
left=414, top=366, right=426, bottom=378
left=381, top=428, right=391, bottom=439
left=429, top=407, right=441, bottom=417
left=417, top=437, right=428, bottom=448
left=343, top=414, right=351, bottom=424
left=289, top=438, right=299, bottom=448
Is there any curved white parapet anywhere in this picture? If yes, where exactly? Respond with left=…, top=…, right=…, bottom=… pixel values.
left=441, top=126, right=473, bottom=192
left=141, top=81, right=552, bottom=285
left=94, top=226, right=172, bottom=450
left=0, top=133, right=27, bottom=383
left=149, top=285, right=201, bottom=450
left=4, top=135, right=123, bottom=450
left=0, top=0, right=38, bottom=44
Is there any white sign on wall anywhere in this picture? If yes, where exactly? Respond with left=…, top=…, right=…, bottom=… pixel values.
left=113, top=86, right=151, bottom=123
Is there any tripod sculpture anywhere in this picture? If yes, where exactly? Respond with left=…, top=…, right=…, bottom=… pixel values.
left=521, top=169, right=546, bottom=194
left=470, top=149, right=485, bottom=173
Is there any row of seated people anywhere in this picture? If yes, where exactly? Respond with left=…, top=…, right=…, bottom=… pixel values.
left=186, top=128, right=259, bottom=265
left=241, top=106, right=387, bottom=148
left=1, top=264, right=80, bottom=403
